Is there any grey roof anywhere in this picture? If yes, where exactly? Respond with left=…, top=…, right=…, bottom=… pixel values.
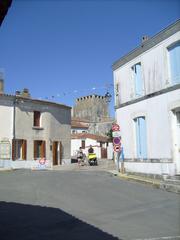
left=112, top=19, right=180, bottom=71
left=0, top=93, right=71, bottom=110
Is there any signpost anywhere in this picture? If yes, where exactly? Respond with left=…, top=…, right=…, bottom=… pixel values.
left=112, top=123, right=124, bottom=173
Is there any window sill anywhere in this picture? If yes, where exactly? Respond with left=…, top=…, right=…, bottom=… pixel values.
left=32, top=126, right=44, bottom=130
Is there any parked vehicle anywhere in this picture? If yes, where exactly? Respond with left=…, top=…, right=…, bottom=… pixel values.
left=88, top=153, right=98, bottom=166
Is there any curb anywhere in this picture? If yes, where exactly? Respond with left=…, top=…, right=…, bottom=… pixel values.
left=109, top=170, right=160, bottom=188
left=108, top=170, right=180, bottom=194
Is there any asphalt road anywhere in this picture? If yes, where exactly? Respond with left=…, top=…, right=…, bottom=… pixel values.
left=0, top=170, right=179, bottom=240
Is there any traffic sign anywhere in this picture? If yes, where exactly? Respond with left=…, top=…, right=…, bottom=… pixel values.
left=112, top=131, right=121, bottom=138
left=112, top=123, right=120, bottom=131
left=39, top=158, right=46, bottom=165
left=113, top=137, right=121, bottom=145
left=114, top=145, right=121, bottom=152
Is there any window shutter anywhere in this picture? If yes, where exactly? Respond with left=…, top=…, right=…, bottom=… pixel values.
left=34, top=111, right=40, bottom=127
left=59, top=141, right=62, bottom=165
left=169, top=42, right=180, bottom=84
left=42, top=141, right=46, bottom=159
left=12, top=139, right=16, bottom=161
left=22, top=140, right=27, bottom=160
left=81, top=140, right=85, bottom=149
left=34, top=141, right=37, bottom=160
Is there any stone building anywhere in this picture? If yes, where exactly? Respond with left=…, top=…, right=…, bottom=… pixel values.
left=0, top=83, right=71, bottom=169
left=113, top=19, right=180, bottom=177
left=72, top=94, right=114, bottom=136
left=72, top=95, right=110, bottom=122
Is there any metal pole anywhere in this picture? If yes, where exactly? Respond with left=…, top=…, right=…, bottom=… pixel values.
left=13, top=97, right=16, bottom=140
left=116, top=152, right=120, bottom=172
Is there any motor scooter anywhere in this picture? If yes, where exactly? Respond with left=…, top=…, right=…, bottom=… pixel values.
left=88, top=153, right=98, bottom=166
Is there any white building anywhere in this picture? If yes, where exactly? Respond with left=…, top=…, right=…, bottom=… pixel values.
left=71, top=133, right=112, bottom=160
left=113, top=20, right=180, bottom=177
left=0, top=88, right=71, bottom=169
left=71, top=117, right=89, bottom=134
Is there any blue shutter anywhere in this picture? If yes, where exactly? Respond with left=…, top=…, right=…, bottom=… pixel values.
left=135, top=117, right=147, bottom=159
left=134, top=63, right=143, bottom=96
left=169, top=42, right=180, bottom=84
left=135, top=118, right=141, bottom=158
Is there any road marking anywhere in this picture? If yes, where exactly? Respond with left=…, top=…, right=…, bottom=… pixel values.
left=133, top=236, right=180, bottom=240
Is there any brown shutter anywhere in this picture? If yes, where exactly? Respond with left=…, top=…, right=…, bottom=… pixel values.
left=59, top=141, right=62, bottom=165
left=22, top=140, right=27, bottom=160
left=53, top=142, right=56, bottom=163
left=34, top=141, right=37, bottom=160
left=34, top=111, right=40, bottom=127
left=81, top=140, right=85, bottom=149
left=12, top=139, right=16, bottom=160
left=42, top=141, right=46, bottom=159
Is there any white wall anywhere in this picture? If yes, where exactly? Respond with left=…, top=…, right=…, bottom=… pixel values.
left=71, top=138, right=101, bottom=158
left=116, top=89, right=180, bottom=160
left=0, top=100, right=13, bottom=140
left=123, top=162, right=176, bottom=176
left=114, top=32, right=180, bottom=105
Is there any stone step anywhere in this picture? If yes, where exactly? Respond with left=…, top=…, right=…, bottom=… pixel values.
left=163, top=179, right=180, bottom=185
left=160, top=182, right=180, bottom=194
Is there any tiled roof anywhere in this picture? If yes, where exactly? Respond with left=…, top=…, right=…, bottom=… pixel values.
left=0, top=94, right=71, bottom=109
left=71, top=133, right=109, bottom=142
left=71, top=118, right=89, bottom=129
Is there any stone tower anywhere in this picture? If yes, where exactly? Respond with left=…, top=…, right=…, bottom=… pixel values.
left=0, top=72, right=4, bottom=94
left=72, top=94, right=110, bottom=122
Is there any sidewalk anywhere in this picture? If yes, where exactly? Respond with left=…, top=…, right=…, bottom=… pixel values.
left=52, top=159, right=116, bottom=171
left=109, top=170, right=180, bottom=194
left=0, top=167, right=12, bottom=172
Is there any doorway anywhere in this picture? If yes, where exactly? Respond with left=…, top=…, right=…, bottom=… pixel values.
left=52, top=141, right=62, bottom=165
left=53, top=141, right=58, bottom=165
left=172, top=108, right=180, bottom=173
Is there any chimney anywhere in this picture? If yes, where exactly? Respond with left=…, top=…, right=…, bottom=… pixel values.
left=21, top=88, right=31, bottom=98
left=15, top=90, right=21, bottom=96
left=0, top=72, right=4, bottom=94
left=142, top=35, right=149, bottom=44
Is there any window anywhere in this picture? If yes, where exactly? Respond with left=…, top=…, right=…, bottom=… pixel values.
left=168, top=42, right=180, bottom=84
left=132, top=63, right=143, bottom=97
left=12, top=139, right=27, bottom=160
left=81, top=140, right=85, bottom=149
left=34, top=140, right=46, bottom=159
left=134, top=117, right=147, bottom=159
left=33, top=111, right=41, bottom=127
left=176, top=111, right=180, bottom=127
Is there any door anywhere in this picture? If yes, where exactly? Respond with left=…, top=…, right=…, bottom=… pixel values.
left=53, top=141, right=58, bottom=165
left=101, top=147, right=107, bottom=159
left=174, top=110, right=180, bottom=173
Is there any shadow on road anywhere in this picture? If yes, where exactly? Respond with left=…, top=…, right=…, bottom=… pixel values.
left=0, top=201, right=119, bottom=240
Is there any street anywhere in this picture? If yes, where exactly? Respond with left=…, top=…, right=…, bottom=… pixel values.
left=0, top=170, right=179, bottom=240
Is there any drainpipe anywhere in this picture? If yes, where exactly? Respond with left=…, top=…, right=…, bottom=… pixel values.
left=13, top=96, right=16, bottom=140
left=12, top=96, right=17, bottom=161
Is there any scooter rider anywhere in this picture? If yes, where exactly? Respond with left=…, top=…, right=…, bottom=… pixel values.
left=77, top=147, right=84, bottom=166
left=88, top=145, right=94, bottom=154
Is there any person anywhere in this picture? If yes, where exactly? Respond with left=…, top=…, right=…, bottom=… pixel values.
left=77, top=147, right=84, bottom=166
left=88, top=145, right=94, bottom=154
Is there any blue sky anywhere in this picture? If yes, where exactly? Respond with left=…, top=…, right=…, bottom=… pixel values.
left=0, top=0, right=179, bottom=116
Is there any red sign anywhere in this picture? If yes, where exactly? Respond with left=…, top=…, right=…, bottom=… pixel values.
left=114, top=145, right=121, bottom=152
left=113, top=137, right=121, bottom=145
left=39, top=158, right=46, bottom=165
left=112, top=124, right=120, bottom=131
